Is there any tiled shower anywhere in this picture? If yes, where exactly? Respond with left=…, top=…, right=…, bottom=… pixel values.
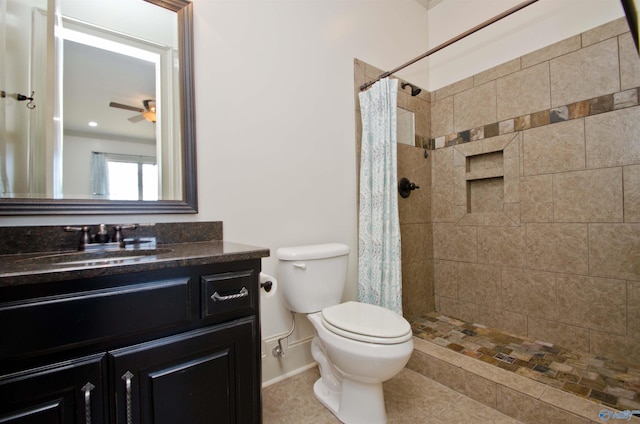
left=354, top=14, right=640, bottom=381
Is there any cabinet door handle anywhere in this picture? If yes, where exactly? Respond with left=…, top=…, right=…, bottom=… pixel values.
left=211, top=286, right=249, bottom=302
left=81, top=382, right=95, bottom=424
left=122, top=371, right=134, bottom=424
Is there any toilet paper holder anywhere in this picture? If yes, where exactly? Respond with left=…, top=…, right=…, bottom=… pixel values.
left=260, top=280, right=273, bottom=292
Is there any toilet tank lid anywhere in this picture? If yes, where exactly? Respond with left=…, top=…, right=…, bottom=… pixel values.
left=277, top=243, right=350, bottom=261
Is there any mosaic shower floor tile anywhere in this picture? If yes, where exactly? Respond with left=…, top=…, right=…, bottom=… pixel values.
left=411, top=312, right=640, bottom=412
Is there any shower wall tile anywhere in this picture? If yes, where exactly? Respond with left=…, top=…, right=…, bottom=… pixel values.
left=433, top=223, right=477, bottom=262
left=624, top=165, right=640, bottom=222
left=475, top=306, right=527, bottom=337
left=438, top=296, right=477, bottom=323
left=620, top=33, right=640, bottom=90
left=430, top=97, right=453, bottom=139
left=414, top=98, right=431, bottom=141
left=550, top=38, right=620, bottom=107
left=433, top=259, right=458, bottom=298
left=552, top=167, right=623, bottom=223
left=521, top=35, right=581, bottom=69
left=581, top=17, right=630, bottom=47
left=501, top=267, right=557, bottom=320
left=526, top=317, right=590, bottom=353
left=453, top=81, right=497, bottom=132
left=585, top=106, right=640, bottom=168
left=497, top=62, right=551, bottom=121
left=525, top=223, right=589, bottom=275
left=485, top=132, right=519, bottom=156
left=433, top=76, right=474, bottom=101
left=589, top=223, right=640, bottom=281
left=401, top=223, right=433, bottom=262
left=522, top=119, right=585, bottom=176
left=520, top=175, right=554, bottom=223
left=457, top=262, right=501, bottom=308
left=431, top=183, right=453, bottom=222
left=556, top=274, right=627, bottom=335
left=402, top=260, right=434, bottom=321
left=397, top=144, right=431, bottom=224
left=628, top=281, right=640, bottom=339
left=614, top=88, right=639, bottom=109
left=504, top=157, right=519, bottom=203
left=469, top=178, right=504, bottom=214
left=452, top=167, right=466, bottom=208
left=590, top=332, right=640, bottom=368
left=476, top=226, right=526, bottom=268
left=474, top=58, right=521, bottom=87
left=432, top=147, right=453, bottom=186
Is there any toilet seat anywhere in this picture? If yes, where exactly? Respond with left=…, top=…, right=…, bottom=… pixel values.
left=321, top=301, right=412, bottom=344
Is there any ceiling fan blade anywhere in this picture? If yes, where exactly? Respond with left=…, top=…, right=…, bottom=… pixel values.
left=128, top=114, right=146, bottom=123
left=109, top=101, right=144, bottom=113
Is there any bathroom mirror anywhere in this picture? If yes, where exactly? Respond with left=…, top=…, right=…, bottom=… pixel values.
left=0, top=0, right=197, bottom=214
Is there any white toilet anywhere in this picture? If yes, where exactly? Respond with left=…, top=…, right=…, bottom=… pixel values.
left=277, top=243, right=414, bottom=424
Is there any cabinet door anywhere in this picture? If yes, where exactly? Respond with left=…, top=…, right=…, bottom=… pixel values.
left=110, top=318, right=257, bottom=424
left=0, top=354, right=105, bottom=424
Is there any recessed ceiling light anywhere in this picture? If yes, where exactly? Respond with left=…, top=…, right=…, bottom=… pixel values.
left=88, top=121, right=98, bottom=127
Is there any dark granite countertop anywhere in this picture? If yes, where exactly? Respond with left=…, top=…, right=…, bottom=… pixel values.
left=0, top=240, right=270, bottom=287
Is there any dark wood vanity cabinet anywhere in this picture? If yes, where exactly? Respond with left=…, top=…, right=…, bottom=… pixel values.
left=0, top=259, right=262, bottom=424
left=0, top=353, right=106, bottom=424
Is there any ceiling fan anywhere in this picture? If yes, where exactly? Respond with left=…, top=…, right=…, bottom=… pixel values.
left=109, top=99, right=156, bottom=123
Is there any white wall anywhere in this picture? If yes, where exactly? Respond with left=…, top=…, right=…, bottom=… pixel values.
left=425, top=0, right=625, bottom=90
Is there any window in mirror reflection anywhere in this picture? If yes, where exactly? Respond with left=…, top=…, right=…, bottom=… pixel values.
left=94, top=153, right=158, bottom=201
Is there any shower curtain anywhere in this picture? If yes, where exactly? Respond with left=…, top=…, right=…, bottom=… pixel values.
left=358, top=77, right=402, bottom=315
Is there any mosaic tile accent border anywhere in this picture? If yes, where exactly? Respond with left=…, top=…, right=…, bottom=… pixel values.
left=430, top=87, right=640, bottom=150
left=412, top=312, right=640, bottom=412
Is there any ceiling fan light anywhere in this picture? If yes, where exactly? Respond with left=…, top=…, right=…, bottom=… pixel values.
left=143, top=110, right=156, bottom=123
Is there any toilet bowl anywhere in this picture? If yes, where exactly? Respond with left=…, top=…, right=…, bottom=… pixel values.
left=307, top=302, right=413, bottom=424
left=277, top=244, right=413, bottom=424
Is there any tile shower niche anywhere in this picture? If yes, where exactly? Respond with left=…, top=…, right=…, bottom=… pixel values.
left=467, top=151, right=504, bottom=214
left=453, top=133, right=521, bottom=226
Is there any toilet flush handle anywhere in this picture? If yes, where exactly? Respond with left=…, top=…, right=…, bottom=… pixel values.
left=293, top=262, right=307, bottom=270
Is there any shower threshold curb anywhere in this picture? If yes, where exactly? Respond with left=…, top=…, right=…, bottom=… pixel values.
left=408, top=336, right=640, bottom=423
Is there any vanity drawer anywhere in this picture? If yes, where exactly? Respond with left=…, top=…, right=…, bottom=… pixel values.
left=0, top=278, right=191, bottom=360
left=201, top=270, right=256, bottom=322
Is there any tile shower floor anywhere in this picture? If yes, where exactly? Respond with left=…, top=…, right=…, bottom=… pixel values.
left=262, top=366, right=522, bottom=423
left=411, top=312, right=640, bottom=412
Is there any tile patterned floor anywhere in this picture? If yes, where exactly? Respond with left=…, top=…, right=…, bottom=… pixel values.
left=411, top=313, right=640, bottom=412
left=263, top=366, right=522, bottom=423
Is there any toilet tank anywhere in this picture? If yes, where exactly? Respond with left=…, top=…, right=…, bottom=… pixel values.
left=276, top=243, right=350, bottom=313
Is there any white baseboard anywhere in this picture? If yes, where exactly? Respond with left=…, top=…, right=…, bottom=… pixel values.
left=261, top=335, right=316, bottom=388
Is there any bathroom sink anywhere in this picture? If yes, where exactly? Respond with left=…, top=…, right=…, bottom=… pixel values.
left=18, top=248, right=174, bottom=267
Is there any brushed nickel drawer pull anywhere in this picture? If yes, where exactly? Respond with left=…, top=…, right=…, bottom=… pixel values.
left=81, top=382, right=95, bottom=424
left=211, top=286, right=249, bottom=302
left=122, top=371, right=134, bottom=424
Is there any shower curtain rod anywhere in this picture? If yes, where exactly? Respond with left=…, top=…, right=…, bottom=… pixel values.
left=359, top=0, right=539, bottom=92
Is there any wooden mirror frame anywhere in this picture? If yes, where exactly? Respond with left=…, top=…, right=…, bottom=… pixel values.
left=0, top=0, right=197, bottom=215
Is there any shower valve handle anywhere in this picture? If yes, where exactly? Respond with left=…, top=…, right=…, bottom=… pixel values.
left=398, top=177, right=420, bottom=198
